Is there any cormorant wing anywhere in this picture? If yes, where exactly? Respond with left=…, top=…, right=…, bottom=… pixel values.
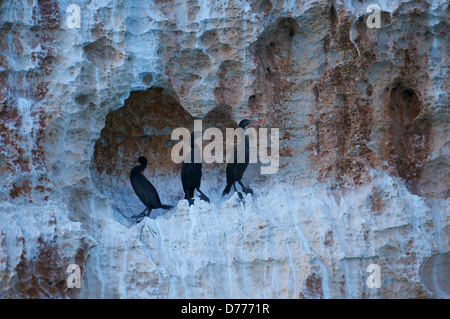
left=181, top=159, right=202, bottom=192
left=130, top=172, right=163, bottom=208
left=226, top=136, right=250, bottom=184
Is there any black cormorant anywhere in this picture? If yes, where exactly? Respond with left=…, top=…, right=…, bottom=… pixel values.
left=222, top=119, right=255, bottom=200
left=130, top=156, right=173, bottom=221
left=181, top=132, right=210, bottom=205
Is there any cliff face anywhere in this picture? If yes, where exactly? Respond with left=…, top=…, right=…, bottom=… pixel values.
left=0, top=0, right=448, bottom=298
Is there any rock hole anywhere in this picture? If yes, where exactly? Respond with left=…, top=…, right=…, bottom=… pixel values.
left=329, top=5, right=338, bottom=29
left=419, top=253, right=450, bottom=298
left=91, top=86, right=194, bottom=218
left=387, top=82, right=431, bottom=193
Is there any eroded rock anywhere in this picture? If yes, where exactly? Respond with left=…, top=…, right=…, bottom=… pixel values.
left=0, top=0, right=448, bottom=298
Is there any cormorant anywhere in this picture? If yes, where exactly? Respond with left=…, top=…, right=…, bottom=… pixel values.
left=130, top=156, right=173, bottom=221
left=222, top=119, right=255, bottom=200
left=181, top=132, right=210, bottom=205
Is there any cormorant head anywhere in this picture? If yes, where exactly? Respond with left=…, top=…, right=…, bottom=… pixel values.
left=238, top=119, right=255, bottom=129
left=137, top=156, right=147, bottom=166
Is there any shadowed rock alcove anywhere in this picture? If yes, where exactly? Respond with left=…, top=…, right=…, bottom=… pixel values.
left=386, top=82, right=431, bottom=194
left=419, top=252, right=450, bottom=298
left=249, top=16, right=304, bottom=175
left=91, top=86, right=194, bottom=218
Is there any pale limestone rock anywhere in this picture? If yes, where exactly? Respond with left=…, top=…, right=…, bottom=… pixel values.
left=0, top=0, right=448, bottom=298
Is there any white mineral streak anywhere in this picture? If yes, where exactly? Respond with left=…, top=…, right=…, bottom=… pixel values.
left=79, top=171, right=443, bottom=298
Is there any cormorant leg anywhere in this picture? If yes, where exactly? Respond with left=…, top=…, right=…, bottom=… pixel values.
left=196, top=188, right=210, bottom=203
left=238, top=180, right=253, bottom=195
left=186, top=191, right=195, bottom=206
left=131, top=207, right=149, bottom=222
left=233, top=182, right=244, bottom=201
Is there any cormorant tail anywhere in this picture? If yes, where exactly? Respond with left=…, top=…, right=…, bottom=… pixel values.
left=160, top=204, right=174, bottom=210
left=222, top=183, right=232, bottom=197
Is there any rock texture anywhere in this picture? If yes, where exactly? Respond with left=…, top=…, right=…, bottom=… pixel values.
left=0, top=0, right=448, bottom=298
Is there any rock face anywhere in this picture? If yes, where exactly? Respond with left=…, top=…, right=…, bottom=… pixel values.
left=0, top=0, right=448, bottom=298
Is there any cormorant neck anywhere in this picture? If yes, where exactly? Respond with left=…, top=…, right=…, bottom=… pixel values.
left=188, top=144, right=202, bottom=164
left=132, top=163, right=146, bottom=173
